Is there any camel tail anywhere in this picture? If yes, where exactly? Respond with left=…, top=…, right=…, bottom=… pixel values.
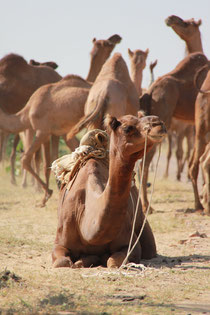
left=139, top=93, right=152, bottom=115
left=194, top=62, right=210, bottom=94
left=68, top=95, right=109, bottom=139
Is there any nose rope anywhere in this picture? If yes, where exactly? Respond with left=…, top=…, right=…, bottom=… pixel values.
left=121, top=138, right=162, bottom=268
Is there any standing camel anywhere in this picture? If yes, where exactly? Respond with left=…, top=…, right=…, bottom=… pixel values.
left=188, top=66, right=210, bottom=214
left=164, top=15, right=203, bottom=180
left=0, top=54, right=62, bottom=184
left=139, top=52, right=208, bottom=212
left=128, top=48, right=149, bottom=96
left=0, top=34, right=121, bottom=188
left=52, top=113, right=167, bottom=268
left=68, top=52, right=139, bottom=135
left=0, top=35, right=122, bottom=206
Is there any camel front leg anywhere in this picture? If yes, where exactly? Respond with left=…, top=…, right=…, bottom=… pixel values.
left=42, top=140, right=52, bottom=205
left=21, top=130, right=52, bottom=206
left=73, top=255, right=100, bottom=268
left=52, top=245, right=73, bottom=268
left=163, top=133, right=172, bottom=178
left=176, top=132, right=184, bottom=181
left=9, top=134, right=20, bottom=185
left=189, top=139, right=205, bottom=211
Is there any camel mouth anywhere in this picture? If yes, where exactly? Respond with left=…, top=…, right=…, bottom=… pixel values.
left=165, top=16, right=186, bottom=28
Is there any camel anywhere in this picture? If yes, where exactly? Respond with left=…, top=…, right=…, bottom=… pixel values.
left=68, top=53, right=139, bottom=136
left=200, top=144, right=210, bottom=214
left=52, top=112, right=167, bottom=268
left=0, top=53, right=62, bottom=183
left=138, top=52, right=208, bottom=212
left=165, top=15, right=203, bottom=54
left=149, top=60, right=158, bottom=86
left=128, top=48, right=149, bottom=96
left=0, top=34, right=121, bottom=189
left=164, top=15, right=203, bottom=180
left=188, top=67, right=210, bottom=214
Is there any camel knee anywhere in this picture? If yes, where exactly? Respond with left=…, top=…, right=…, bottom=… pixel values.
left=53, top=257, right=72, bottom=268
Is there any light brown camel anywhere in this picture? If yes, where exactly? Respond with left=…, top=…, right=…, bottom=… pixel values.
left=1, top=34, right=121, bottom=188
left=52, top=113, right=167, bottom=268
left=164, top=14, right=202, bottom=180
left=128, top=48, right=149, bottom=96
left=68, top=53, right=139, bottom=136
left=139, top=52, right=208, bottom=212
left=188, top=67, right=210, bottom=214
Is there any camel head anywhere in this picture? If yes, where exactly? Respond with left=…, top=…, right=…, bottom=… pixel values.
left=165, top=15, right=202, bottom=40
left=104, top=112, right=166, bottom=160
left=87, top=34, right=122, bottom=82
left=128, top=48, right=149, bottom=70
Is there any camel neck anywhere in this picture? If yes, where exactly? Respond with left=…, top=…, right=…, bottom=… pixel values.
left=105, top=146, right=135, bottom=203
left=130, top=66, right=143, bottom=96
left=185, top=33, right=203, bottom=54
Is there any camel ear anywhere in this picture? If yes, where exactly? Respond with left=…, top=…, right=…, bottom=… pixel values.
left=145, top=48, right=149, bottom=55
left=95, top=132, right=108, bottom=145
left=104, top=114, right=121, bottom=132
left=197, top=19, right=202, bottom=26
left=92, top=38, right=96, bottom=43
left=128, top=48, right=133, bottom=57
left=137, top=110, right=145, bottom=118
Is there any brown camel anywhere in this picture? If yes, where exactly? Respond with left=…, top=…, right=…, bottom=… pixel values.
left=139, top=52, right=208, bottom=212
left=52, top=112, right=167, bottom=268
left=68, top=53, right=139, bottom=136
left=165, top=15, right=203, bottom=54
left=164, top=14, right=202, bottom=180
left=0, top=53, right=62, bottom=183
left=189, top=67, right=210, bottom=214
left=1, top=34, right=121, bottom=189
left=128, top=48, right=149, bottom=96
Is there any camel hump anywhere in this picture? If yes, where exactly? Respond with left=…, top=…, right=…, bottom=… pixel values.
left=172, top=52, right=208, bottom=76
left=0, top=53, right=27, bottom=73
left=96, top=53, right=130, bottom=82
left=62, top=74, right=92, bottom=88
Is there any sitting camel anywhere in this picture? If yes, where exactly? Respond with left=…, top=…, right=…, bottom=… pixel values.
left=139, top=52, right=208, bottom=212
left=52, top=112, right=167, bottom=268
left=189, top=66, right=210, bottom=214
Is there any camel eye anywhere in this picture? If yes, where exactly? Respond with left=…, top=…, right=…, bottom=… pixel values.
left=124, top=125, right=135, bottom=134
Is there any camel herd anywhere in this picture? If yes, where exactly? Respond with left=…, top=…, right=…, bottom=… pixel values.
left=0, top=15, right=209, bottom=268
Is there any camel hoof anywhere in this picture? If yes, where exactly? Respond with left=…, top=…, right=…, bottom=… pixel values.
left=53, top=257, right=72, bottom=268
left=10, top=179, right=17, bottom=186
left=72, top=260, right=84, bottom=269
left=40, top=189, right=53, bottom=207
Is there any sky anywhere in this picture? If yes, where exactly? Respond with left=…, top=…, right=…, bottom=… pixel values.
left=1, top=0, right=210, bottom=87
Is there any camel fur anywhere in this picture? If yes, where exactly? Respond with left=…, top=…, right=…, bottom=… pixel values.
left=52, top=112, right=166, bottom=268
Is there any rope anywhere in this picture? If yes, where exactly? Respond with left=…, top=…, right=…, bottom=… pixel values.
left=120, top=142, right=162, bottom=268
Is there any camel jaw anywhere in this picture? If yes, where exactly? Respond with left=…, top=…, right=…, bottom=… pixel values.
left=165, top=15, right=187, bottom=28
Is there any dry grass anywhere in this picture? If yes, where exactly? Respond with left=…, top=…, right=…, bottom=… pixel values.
left=0, top=148, right=210, bottom=315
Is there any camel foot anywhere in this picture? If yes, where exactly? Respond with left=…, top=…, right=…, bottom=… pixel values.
left=107, top=252, right=126, bottom=268
left=40, top=189, right=53, bottom=207
left=204, top=208, right=210, bottom=216
left=53, top=257, right=72, bottom=268
left=10, top=178, right=17, bottom=186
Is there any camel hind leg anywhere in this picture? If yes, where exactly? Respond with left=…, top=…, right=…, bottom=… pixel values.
left=21, top=130, right=52, bottom=206
left=163, top=133, right=172, bottom=178
left=9, top=134, right=20, bottom=185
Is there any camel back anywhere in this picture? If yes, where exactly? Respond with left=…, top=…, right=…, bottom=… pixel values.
left=95, top=53, right=132, bottom=84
